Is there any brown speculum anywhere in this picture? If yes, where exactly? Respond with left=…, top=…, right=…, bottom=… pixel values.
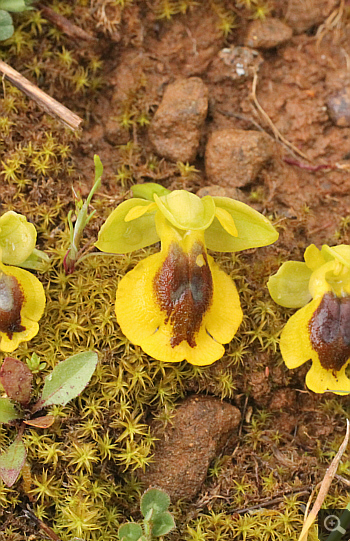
left=154, top=241, right=213, bottom=348
left=309, top=292, right=350, bottom=373
left=0, top=273, right=25, bottom=339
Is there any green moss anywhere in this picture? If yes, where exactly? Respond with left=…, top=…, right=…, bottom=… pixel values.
left=0, top=2, right=349, bottom=539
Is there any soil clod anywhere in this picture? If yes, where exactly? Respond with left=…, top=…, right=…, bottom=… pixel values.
left=205, top=128, right=274, bottom=188
left=138, top=395, right=241, bottom=501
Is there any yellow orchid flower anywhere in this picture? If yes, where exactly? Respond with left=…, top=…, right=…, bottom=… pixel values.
left=0, top=258, right=46, bottom=352
left=96, top=183, right=279, bottom=366
left=268, top=244, right=350, bottom=394
left=0, top=212, right=46, bottom=352
left=0, top=211, right=36, bottom=266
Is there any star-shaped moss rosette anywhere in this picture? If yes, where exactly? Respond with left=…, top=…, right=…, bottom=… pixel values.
left=268, top=244, right=350, bottom=394
left=96, top=183, right=278, bottom=365
left=0, top=212, right=46, bottom=352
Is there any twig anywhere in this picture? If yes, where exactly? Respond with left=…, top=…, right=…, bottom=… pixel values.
left=298, top=419, right=350, bottom=541
left=217, top=109, right=265, bottom=132
left=0, top=60, right=82, bottom=130
left=38, top=4, right=97, bottom=42
left=251, top=71, right=310, bottom=161
left=316, top=0, right=345, bottom=45
left=335, top=474, right=350, bottom=487
left=23, top=507, right=62, bottom=541
left=231, top=489, right=311, bottom=515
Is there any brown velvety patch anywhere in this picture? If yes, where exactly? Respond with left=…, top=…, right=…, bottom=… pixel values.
left=154, top=241, right=213, bottom=348
left=0, top=274, right=25, bottom=339
left=309, top=292, right=350, bottom=373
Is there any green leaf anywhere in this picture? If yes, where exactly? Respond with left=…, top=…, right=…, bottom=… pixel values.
left=154, top=191, right=216, bottom=231
left=0, top=397, right=20, bottom=423
left=18, top=248, right=50, bottom=272
left=118, top=523, right=143, bottom=541
left=0, top=211, right=37, bottom=265
left=0, top=9, right=12, bottom=39
left=140, top=488, right=170, bottom=518
left=0, top=435, right=26, bottom=487
left=205, top=197, right=278, bottom=252
left=151, top=511, right=176, bottom=537
left=95, top=199, right=159, bottom=254
left=94, top=154, right=103, bottom=183
left=267, top=261, right=312, bottom=308
left=131, top=183, right=171, bottom=201
left=35, top=351, right=98, bottom=411
left=0, top=0, right=27, bottom=12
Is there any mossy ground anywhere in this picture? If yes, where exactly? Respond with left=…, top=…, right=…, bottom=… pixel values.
left=1, top=1, right=350, bottom=540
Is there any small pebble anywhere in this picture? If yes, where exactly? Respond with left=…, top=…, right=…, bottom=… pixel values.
left=245, top=18, right=293, bottom=49
left=327, top=88, right=350, bottom=127
left=206, top=46, right=263, bottom=83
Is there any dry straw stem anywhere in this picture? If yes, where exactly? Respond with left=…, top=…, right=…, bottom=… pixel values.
left=298, top=418, right=350, bottom=541
left=38, top=4, right=97, bottom=42
left=0, top=60, right=83, bottom=130
left=316, top=0, right=345, bottom=46
left=251, top=71, right=310, bottom=161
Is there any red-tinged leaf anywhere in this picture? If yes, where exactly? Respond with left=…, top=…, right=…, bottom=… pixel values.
left=23, top=415, right=55, bottom=428
left=0, top=357, right=33, bottom=405
left=0, top=435, right=26, bottom=487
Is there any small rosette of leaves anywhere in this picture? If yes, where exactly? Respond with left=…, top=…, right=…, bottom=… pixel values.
left=118, top=488, right=175, bottom=541
left=0, top=351, right=98, bottom=486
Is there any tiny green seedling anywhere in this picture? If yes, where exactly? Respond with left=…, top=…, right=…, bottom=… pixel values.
left=0, top=351, right=98, bottom=486
left=118, top=488, right=175, bottom=541
left=26, top=352, right=47, bottom=374
left=63, top=155, right=103, bottom=274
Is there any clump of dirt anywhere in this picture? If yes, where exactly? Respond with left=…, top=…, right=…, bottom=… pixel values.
left=139, top=395, right=241, bottom=501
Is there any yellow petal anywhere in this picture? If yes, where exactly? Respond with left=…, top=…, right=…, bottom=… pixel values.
left=0, top=211, right=37, bottom=266
left=115, top=252, right=164, bottom=345
left=154, top=192, right=216, bottom=231
left=214, top=207, right=238, bottom=237
left=280, top=298, right=321, bottom=369
left=7, top=265, right=46, bottom=323
left=124, top=202, right=156, bottom=222
left=140, top=321, right=225, bottom=365
left=0, top=318, right=40, bottom=353
left=0, top=262, right=45, bottom=352
left=304, top=244, right=325, bottom=271
left=203, top=256, right=242, bottom=343
left=305, top=357, right=350, bottom=395
left=96, top=199, right=159, bottom=254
